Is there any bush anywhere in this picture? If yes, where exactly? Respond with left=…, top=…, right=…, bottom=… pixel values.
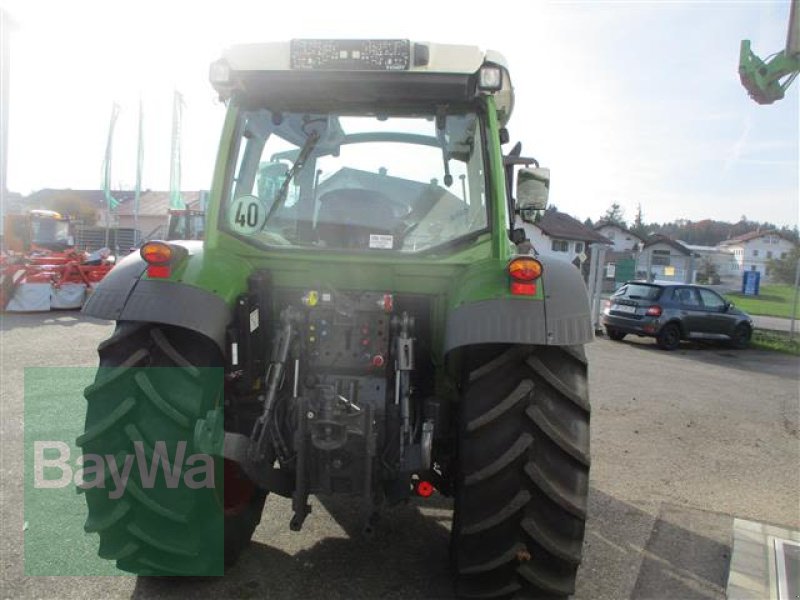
left=767, top=247, right=800, bottom=284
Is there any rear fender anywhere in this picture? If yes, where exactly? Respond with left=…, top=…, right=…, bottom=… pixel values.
left=444, top=255, right=593, bottom=353
left=83, top=244, right=239, bottom=352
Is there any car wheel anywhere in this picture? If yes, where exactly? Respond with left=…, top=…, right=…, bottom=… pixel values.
left=656, top=323, right=681, bottom=351
left=730, top=324, right=752, bottom=349
left=606, top=328, right=626, bottom=341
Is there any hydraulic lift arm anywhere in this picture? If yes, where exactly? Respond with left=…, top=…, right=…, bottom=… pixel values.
left=739, top=0, right=800, bottom=104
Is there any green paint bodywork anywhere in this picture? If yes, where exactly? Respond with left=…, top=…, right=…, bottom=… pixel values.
left=146, top=95, right=543, bottom=360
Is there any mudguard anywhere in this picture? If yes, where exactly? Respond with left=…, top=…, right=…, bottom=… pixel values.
left=444, top=255, right=593, bottom=353
left=82, top=251, right=230, bottom=352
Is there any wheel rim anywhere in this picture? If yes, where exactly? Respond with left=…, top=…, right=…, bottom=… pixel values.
left=223, top=459, right=255, bottom=516
left=664, top=327, right=679, bottom=346
left=736, top=326, right=750, bottom=344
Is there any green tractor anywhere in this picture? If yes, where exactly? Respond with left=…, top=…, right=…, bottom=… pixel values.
left=81, top=39, right=593, bottom=598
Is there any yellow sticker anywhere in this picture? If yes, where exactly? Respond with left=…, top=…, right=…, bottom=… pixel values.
left=303, top=290, right=319, bottom=307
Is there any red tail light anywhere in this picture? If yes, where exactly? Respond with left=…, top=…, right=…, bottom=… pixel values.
left=140, top=241, right=180, bottom=279
left=147, top=265, right=171, bottom=278
left=508, top=257, right=543, bottom=281
left=140, top=241, right=172, bottom=264
left=415, top=480, right=435, bottom=498
left=508, top=257, right=543, bottom=296
left=646, top=305, right=663, bottom=317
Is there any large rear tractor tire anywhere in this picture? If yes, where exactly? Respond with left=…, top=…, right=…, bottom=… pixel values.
left=78, top=322, right=266, bottom=575
left=452, top=345, right=590, bottom=599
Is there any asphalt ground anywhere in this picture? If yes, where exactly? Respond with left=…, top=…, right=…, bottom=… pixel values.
left=1, top=312, right=798, bottom=599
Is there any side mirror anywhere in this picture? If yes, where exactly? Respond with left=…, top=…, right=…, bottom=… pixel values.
left=726, top=301, right=735, bottom=311
left=516, top=167, right=550, bottom=212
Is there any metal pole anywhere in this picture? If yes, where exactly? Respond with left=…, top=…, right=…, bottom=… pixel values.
left=104, top=208, right=110, bottom=248
left=102, top=102, right=120, bottom=249
left=790, top=257, right=800, bottom=341
left=587, top=244, right=598, bottom=311
left=593, top=245, right=607, bottom=331
left=0, top=10, right=15, bottom=202
left=133, top=98, right=143, bottom=247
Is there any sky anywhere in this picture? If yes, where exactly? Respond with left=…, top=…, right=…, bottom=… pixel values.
left=1, top=0, right=798, bottom=227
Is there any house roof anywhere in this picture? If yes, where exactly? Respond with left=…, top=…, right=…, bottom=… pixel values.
left=536, top=211, right=613, bottom=244
left=23, top=189, right=205, bottom=216
left=593, top=221, right=645, bottom=242
left=26, top=188, right=137, bottom=208
left=642, top=234, right=691, bottom=255
left=316, top=167, right=435, bottom=209
left=114, top=191, right=204, bottom=216
left=719, top=229, right=797, bottom=246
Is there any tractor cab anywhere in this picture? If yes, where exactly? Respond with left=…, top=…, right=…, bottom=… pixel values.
left=166, top=208, right=205, bottom=240
left=4, top=209, right=73, bottom=254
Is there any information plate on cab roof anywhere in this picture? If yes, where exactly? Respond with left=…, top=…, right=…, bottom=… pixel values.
left=290, top=39, right=410, bottom=71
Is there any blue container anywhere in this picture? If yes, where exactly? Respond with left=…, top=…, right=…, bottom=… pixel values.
left=742, top=270, right=761, bottom=296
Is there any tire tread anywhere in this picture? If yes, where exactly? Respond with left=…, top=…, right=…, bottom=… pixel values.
left=453, top=345, right=590, bottom=599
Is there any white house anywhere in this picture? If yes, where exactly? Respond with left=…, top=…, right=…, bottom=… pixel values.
left=636, top=235, right=695, bottom=283
left=519, top=210, right=612, bottom=266
left=718, top=230, right=797, bottom=280
left=678, top=241, right=738, bottom=283
left=593, top=222, right=644, bottom=253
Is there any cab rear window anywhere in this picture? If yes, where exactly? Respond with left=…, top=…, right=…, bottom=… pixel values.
left=613, top=284, right=662, bottom=300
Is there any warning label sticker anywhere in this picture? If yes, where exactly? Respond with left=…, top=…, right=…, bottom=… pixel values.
left=369, top=234, right=394, bottom=249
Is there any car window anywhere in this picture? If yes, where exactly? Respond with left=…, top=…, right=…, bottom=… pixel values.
left=614, top=284, right=662, bottom=300
left=673, top=287, right=701, bottom=307
left=698, top=288, right=726, bottom=310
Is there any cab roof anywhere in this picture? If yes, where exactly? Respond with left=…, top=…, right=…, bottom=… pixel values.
left=212, top=40, right=514, bottom=125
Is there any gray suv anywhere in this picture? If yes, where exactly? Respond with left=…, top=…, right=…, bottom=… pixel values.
left=601, top=281, right=754, bottom=350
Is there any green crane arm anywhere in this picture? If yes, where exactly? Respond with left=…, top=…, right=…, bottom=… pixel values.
left=739, top=0, right=800, bottom=104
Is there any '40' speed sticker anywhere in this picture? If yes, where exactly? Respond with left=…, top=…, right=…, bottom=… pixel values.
left=229, top=195, right=267, bottom=235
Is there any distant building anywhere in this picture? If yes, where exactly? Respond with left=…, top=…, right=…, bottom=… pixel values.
left=520, top=210, right=612, bottom=267
left=21, top=188, right=205, bottom=238
left=637, top=235, right=695, bottom=283
left=718, top=230, right=797, bottom=280
left=0, top=190, right=24, bottom=246
left=114, top=191, right=206, bottom=237
left=677, top=241, right=738, bottom=282
left=24, top=189, right=135, bottom=226
left=593, top=222, right=644, bottom=253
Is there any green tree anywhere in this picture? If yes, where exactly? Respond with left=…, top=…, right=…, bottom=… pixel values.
left=767, top=247, right=800, bottom=284
left=696, top=256, right=720, bottom=285
left=601, top=203, right=626, bottom=227
left=631, top=203, right=648, bottom=238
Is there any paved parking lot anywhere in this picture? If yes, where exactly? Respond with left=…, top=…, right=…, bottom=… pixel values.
left=1, top=312, right=798, bottom=599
